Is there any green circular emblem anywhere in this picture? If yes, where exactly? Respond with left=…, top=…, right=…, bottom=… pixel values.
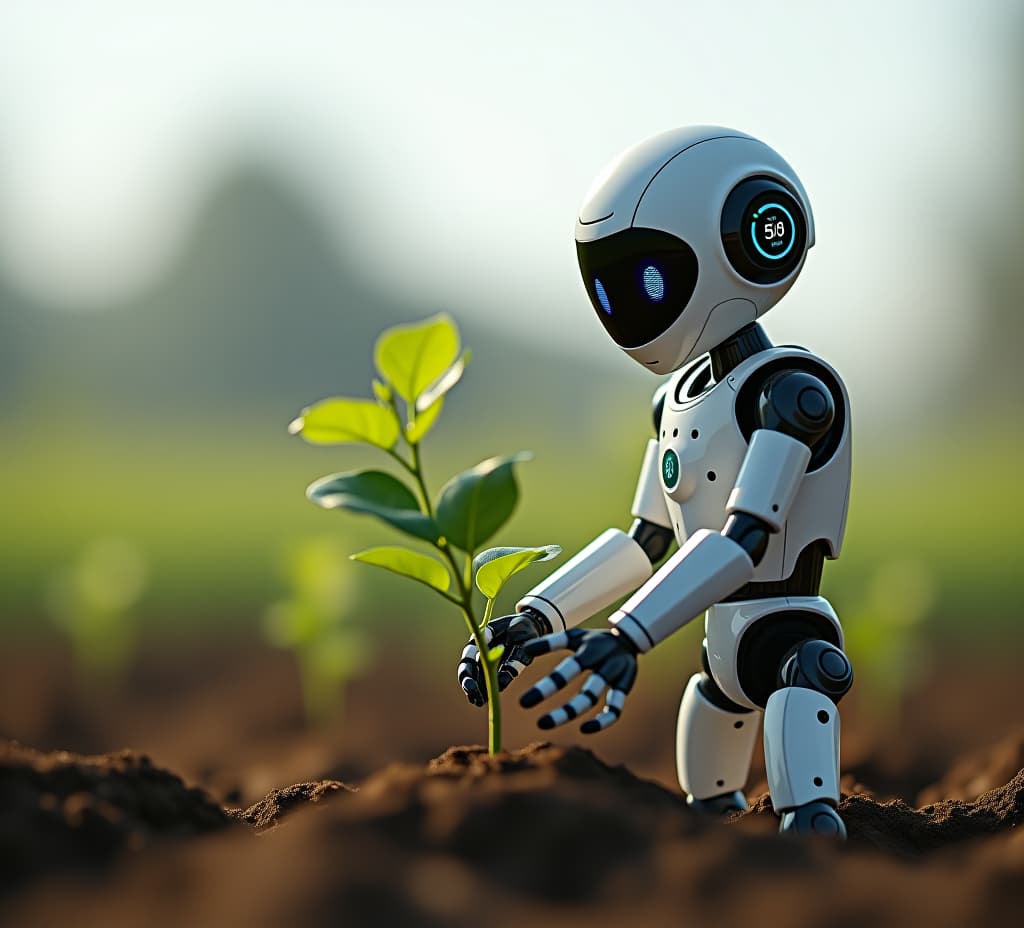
left=661, top=448, right=680, bottom=490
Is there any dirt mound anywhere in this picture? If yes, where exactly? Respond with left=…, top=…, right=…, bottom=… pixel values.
left=0, top=741, right=229, bottom=891
left=917, top=729, right=1024, bottom=805
left=230, top=779, right=354, bottom=832
left=2, top=740, right=1024, bottom=927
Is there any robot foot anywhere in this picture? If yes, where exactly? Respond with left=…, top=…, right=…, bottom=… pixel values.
left=686, top=790, right=749, bottom=816
left=778, top=801, right=847, bottom=839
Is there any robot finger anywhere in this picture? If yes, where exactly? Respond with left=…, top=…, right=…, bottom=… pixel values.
left=519, top=656, right=583, bottom=708
left=537, top=673, right=608, bottom=730
left=458, top=642, right=486, bottom=707
left=496, top=647, right=531, bottom=691
left=579, top=688, right=628, bottom=734
left=521, top=628, right=585, bottom=659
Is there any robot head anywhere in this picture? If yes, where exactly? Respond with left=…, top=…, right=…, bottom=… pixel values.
left=575, top=127, right=814, bottom=375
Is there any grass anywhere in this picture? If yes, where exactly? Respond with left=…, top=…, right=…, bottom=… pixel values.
left=1, top=415, right=1021, bottom=648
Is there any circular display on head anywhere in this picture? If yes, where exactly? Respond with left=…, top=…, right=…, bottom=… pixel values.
left=721, top=177, right=807, bottom=284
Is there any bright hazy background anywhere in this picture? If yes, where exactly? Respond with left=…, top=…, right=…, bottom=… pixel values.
left=1, top=1, right=1022, bottom=666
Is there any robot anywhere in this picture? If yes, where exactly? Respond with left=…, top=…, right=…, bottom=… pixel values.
left=457, top=127, right=853, bottom=837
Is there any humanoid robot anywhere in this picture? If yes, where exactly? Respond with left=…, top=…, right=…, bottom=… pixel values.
left=457, top=127, right=853, bottom=837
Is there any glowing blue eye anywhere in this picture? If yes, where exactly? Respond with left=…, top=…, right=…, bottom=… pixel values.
left=594, top=278, right=612, bottom=315
left=642, top=265, right=664, bottom=302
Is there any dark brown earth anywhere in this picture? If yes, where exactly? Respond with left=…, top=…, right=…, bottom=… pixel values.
left=1, top=739, right=1023, bottom=927
left=1, top=641, right=1023, bottom=926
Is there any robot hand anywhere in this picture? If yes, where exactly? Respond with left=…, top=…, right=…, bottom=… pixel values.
left=519, top=628, right=638, bottom=733
left=457, top=608, right=551, bottom=706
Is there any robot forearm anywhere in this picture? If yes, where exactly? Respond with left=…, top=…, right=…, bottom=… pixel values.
left=516, top=528, right=654, bottom=631
left=610, top=530, right=754, bottom=651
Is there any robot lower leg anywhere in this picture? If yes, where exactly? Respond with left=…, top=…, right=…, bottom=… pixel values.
left=676, top=642, right=761, bottom=813
left=763, top=638, right=853, bottom=837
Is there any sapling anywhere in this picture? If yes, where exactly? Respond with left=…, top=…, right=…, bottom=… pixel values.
left=289, top=313, right=559, bottom=754
left=263, top=537, right=370, bottom=726
left=46, top=537, right=148, bottom=683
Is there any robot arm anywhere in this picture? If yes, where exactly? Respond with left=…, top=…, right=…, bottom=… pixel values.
left=521, top=369, right=836, bottom=731
left=516, top=437, right=675, bottom=631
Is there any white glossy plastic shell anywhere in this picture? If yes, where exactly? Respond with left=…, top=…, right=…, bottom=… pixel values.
left=676, top=673, right=761, bottom=799
left=726, top=429, right=811, bottom=532
left=631, top=438, right=673, bottom=528
left=763, top=685, right=841, bottom=811
left=704, top=595, right=844, bottom=711
left=517, top=528, right=652, bottom=631
left=658, top=347, right=852, bottom=582
left=575, top=127, right=815, bottom=375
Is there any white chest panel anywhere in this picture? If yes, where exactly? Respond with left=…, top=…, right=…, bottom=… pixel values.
left=657, top=348, right=851, bottom=582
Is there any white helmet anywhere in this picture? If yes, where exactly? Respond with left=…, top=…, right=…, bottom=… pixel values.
left=575, top=127, right=815, bottom=375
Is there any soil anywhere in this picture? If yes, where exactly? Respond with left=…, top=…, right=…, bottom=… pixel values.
left=0, top=641, right=1022, bottom=926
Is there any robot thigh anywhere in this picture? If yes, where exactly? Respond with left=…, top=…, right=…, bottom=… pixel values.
left=704, top=596, right=844, bottom=710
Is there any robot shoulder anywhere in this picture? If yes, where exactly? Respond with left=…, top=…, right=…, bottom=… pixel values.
left=734, top=352, right=848, bottom=470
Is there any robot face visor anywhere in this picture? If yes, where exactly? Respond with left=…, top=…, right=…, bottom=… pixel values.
left=576, top=228, right=699, bottom=349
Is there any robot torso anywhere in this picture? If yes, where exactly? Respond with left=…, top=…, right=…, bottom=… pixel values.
left=657, top=346, right=851, bottom=583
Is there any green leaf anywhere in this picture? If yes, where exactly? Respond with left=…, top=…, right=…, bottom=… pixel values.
left=435, top=452, right=532, bottom=552
left=306, top=470, right=439, bottom=543
left=350, top=546, right=451, bottom=594
left=473, top=545, right=562, bottom=599
left=487, top=644, right=505, bottom=663
left=374, top=314, right=460, bottom=403
left=406, top=397, right=443, bottom=444
left=415, top=349, right=472, bottom=414
left=372, top=380, right=392, bottom=404
left=291, top=398, right=400, bottom=449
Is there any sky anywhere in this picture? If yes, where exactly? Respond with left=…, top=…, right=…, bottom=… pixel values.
left=0, top=0, right=1019, bottom=417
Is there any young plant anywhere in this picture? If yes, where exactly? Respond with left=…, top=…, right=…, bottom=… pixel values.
left=45, top=537, right=149, bottom=683
left=263, top=537, right=370, bottom=726
left=289, top=313, right=559, bottom=754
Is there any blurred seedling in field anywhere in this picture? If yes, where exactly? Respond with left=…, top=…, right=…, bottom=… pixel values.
left=263, top=537, right=370, bottom=726
left=290, top=313, right=560, bottom=754
left=45, top=538, right=149, bottom=683
left=842, top=558, right=937, bottom=711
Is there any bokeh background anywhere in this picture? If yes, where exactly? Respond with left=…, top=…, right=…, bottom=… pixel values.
left=1, top=0, right=1022, bottom=789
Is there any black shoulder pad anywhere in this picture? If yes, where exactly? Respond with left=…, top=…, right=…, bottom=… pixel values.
left=652, top=381, right=669, bottom=434
left=757, top=369, right=835, bottom=448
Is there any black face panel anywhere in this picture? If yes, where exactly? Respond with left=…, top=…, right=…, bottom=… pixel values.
left=576, top=228, right=699, bottom=349
left=721, top=177, right=807, bottom=285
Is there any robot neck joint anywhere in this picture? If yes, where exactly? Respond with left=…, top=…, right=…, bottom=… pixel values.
left=710, top=323, right=772, bottom=380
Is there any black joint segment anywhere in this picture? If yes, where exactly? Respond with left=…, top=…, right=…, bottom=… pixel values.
left=652, top=382, right=669, bottom=433
left=697, top=672, right=753, bottom=715
left=779, top=639, right=853, bottom=703
left=608, top=705, right=622, bottom=718
left=723, top=513, right=771, bottom=565
left=709, top=323, right=773, bottom=380
left=564, top=704, right=578, bottom=720
left=529, top=596, right=566, bottom=631
left=629, top=518, right=675, bottom=565
left=758, top=370, right=836, bottom=448
left=549, top=671, right=567, bottom=688
left=511, top=608, right=552, bottom=640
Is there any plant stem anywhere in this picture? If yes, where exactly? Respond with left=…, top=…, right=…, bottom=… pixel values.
left=480, top=597, right=500, bottom=755
left=400, top=406, right=502, bottom=755
left=409, top=441, right=434, bottom=519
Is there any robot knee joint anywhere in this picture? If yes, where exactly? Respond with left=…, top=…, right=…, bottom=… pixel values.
left=778, top=639, right=852, bottom=703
